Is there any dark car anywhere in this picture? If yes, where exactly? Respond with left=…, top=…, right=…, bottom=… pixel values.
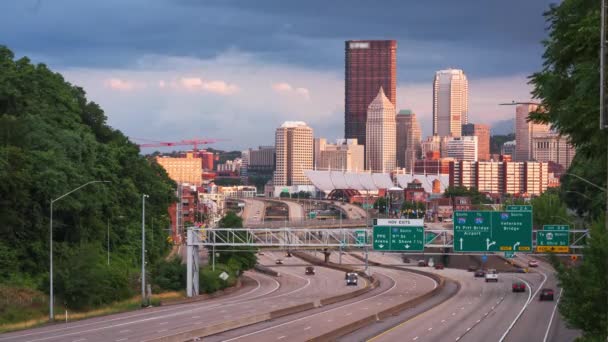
left=539, top=288, right=554, bottom=301
left=468, top=265, right=478, bottom=272
left=286, top=251, right=292, bottom=258
left=305, top=266, right=315, bottom=275
left=418, top=260, right=428, bottom=267
left=346, top=273, right=358, bottom=286
left=512, top=282, right=526, bottom=292
left=275, top=259, right=283, bottom=265
left=434, top=263, right=445, bottom=270
left=474, top=270, right=486, bottom=277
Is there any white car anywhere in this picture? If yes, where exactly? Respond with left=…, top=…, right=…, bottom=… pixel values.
left=528, top=260, right=539, bottom=267
left=485, top=269, right=498, bottom=282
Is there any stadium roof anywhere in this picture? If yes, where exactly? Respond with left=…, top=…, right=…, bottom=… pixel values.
left=304, top=170, right=394, bottom=191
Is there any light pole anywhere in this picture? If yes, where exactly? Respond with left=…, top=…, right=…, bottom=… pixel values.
left=49, top=180, right=110, bottom=321
left=142, top=194, right=149, bottom=306
left=562, top=173, right=607, bottom=192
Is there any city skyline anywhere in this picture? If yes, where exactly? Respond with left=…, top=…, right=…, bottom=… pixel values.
left=0, top=1, right=553, bottom=150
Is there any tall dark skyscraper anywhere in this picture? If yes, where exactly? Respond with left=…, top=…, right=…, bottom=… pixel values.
left=345, top=40, right=397, bottom=149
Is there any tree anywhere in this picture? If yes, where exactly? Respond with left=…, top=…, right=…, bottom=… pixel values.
left=214, top=211, right=256, bottom=271
left=374, top=197, right=387, bottom=214
left=443, top=186, right=492, bottom=205
left=550, top=217, right=607, bottom=341
left=530, top=189, right=569, bottom=229
left=401, top=201, right=425, bottom=218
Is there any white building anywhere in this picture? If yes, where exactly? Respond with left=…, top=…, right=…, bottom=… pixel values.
left=314, top=138, right=364, bottom=172
left=515, top=104, right=550, bottom=161
left=501, top=140, right=516, bottom=157
left=366, top=87, right=396, bottom=172
left=446, top=136, right=478, bottom=162
left=396, top=109, right=422, bottom=172
left=273, top=121, right=313, bottom=187
left=433, top=69, right=469, bottom=137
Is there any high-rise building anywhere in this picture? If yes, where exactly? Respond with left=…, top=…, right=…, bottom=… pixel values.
left=247, top=146, right=275, bottom=174
left=156, top=153, right=203, bottom=185
left=240, top=150, right=249, bottom=184
left=462, top=123, right=490, bottom=161
left=345, top=40, right=397, bottom=151
left=314, top=138, right=364, bottom=172
left=515, top=104, right=550, bottom=161
left=433, top=69, right=469, bottom=137
left=531, top=133, right=576, bottom=169
left=365, top=88, right=396, bottom=172
left=273, top=121, right=313, bottom=186
left=396, top=109, right=422, bottom=171
left=446, top=136, right=478, bottom=162
left=450, top=160, right=548, bottom=196
left=501, top=140, right=516, bottom=157
left=421, top=136, right=442, bottom=158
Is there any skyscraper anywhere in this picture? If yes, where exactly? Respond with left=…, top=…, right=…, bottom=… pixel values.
left=345, top=40, right=397, bottom=150
left=366, top=88, right=396, bottom=172
left=445, top=136, right=478, bottom=162
left=273, top=121, right=313, bottom=186
left=433, top=69, right=469, bottom=137
left=462, top=123, right=490, bottom=161
left=515, top=104, right=550, bottom=161
left=314, top=138, right=364, bottom=172
left=396, top=109, right=422, bottom=172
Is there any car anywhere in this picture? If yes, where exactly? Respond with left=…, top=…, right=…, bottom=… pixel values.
left=285, top=252, right=292, bottom=258
left=468, top=265, right=478, bottom=272
left=305, top=266, right=315, bottom=275
left=346, top=273, right=358, bottom=286
left=528, top=260, right=539, bottom=267
left=418, top=260, right=428, bottom=267
left=485, top=269, right=498, bottom=282
left=257, top=251, right=265, bottom=256
left=401, top=254, right=410, bottom=263
left=539, top=288, right=554, bottom=301
left=474, top=270, right=486, bottom=277
left=275, top=259, right=283, bottom=265
left=512, top=281, right=526, bottom=292
left=434, top=263, right=445, bottom=270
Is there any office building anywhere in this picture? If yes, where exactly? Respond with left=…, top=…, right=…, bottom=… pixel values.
left=156, top=153, right=203, bottom=185
left=462, top=123, right=490, bottom=161
left=247, top=146, right=275, bottom=174
left=273, top=121, right=314, bottom=186
left=345, top=40, right=397, bottom=150
left=314, top=138, right=364, bottom=172
left=421, top=136, right=442, bottom=158
left=531, top=133, right=576, bottom=169
left=450, top=160, right=548, bottom=196
left=366, top=88, right=396, bottom=172
left=446, top=136, right=478, bottom=162
left=501, top=140, right=516, bottom=157
left=433, top=69, right=469, bottom=137
left=396, top=109, right=422, bottom=171
left=515, top=104, right=550, bottom=161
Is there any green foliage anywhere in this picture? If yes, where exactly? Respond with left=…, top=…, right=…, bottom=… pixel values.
left=199, top=263, right=237, bottom=294
left=401, top=201, right=425, bottom=218
left=443, top=186, right=492, bottom=205
left=551, top=217, right=608, bottom=341
left=374, top=197, right=388, bottom=214
left=490, top=133, right=515, bottom=154
left=213, top=211, right=256, bottom=277
left=152, top=257, right=185, bottom=292
left=219, top=211, right=243, bottom=229
left=291, top=191, right=311, bottom=199
left=0, top=46, right=175, bottom=309
left=248, top=175, right=271, bottom=192
left=530, top=189, right=569, bottom=229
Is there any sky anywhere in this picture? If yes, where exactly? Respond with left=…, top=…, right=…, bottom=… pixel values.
left=0, top=0, right=556, bottom=151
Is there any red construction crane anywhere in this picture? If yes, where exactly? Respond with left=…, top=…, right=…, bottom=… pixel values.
left=135, top=138, right=221, bottom=151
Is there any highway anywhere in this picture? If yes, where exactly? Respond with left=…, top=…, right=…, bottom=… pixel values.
left=241, top=198, right=265, bottom=225
left=0, top=253, right=360, bottom=342
left=209, top=252, right=438, bottom=341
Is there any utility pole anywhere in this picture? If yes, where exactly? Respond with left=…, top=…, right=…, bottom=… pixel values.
left=142, top=194, right=149, bottom=306
left=601, top=0, right=608, bottom=234
left=107, top=218, right=110, bottom=265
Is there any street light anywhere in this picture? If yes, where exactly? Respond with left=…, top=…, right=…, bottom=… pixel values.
left=562, top=173, right=606, bottom=192
left=564, top=190, right=593, bottom=201
left=49, top=180, right=110, bottom=321
left=142, top=194, right=149, bottom=307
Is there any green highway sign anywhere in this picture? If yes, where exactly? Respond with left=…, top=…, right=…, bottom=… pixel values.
left=373, top=219, right=424, bottom=251
left=355, top=230, right=367, bottom=245
left=506, top=205, right=532, bottom=212
left=543, top=224, right=569, bottom=231
left=537, top=226, right=570, bottom=253
left=454, top=211, right=533, bottom=253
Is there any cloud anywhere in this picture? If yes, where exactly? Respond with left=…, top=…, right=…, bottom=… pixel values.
left=272, top=82, right=310, bottom=99
left=202, top=80, right=239, bottom=95
left=173, top=77, right=239, bottom=95
left=104, top=78, right=140, bottom=91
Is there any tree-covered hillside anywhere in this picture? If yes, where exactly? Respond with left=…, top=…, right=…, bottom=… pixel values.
left=0, top=46, right=176, bottom=309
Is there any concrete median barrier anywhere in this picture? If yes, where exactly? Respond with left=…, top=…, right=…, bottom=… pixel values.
left=254, top=264, right=281, bottom=277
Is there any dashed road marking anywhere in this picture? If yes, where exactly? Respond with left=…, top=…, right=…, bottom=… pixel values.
left=159, top=322, right=168, bottom=325
left=116, top=339, right=128, bottom=342
left=304, top=326, right=311, bottom=330
left=466, top=328, right=471, bottom=332
left=476, top=319, right=481, bottom=323
left=277, top=336, right=286, bottom=340
left=428, top=327, right=433, bottom=331
left=72, top=339, right=87, bottom=342
left=452, top=312, right=456, bottom=316
left=491, top=306, right=495, bottom=310
left=157, top=329, right=168, bottom=333
left=119, top=330, right=130, bottom=334
left=192, top=316, right=200, bottom=319
left=413, top=337, right=419, bottom=341
left=441, top=319, right=446, bottom=323
left=346, top=312, right=352, bottom=316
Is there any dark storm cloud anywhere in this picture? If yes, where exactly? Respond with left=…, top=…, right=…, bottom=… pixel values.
left=0, top=0, right=555, bottom=81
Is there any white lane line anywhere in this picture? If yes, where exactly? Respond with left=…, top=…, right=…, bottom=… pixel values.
left=428, top=327, right=433, bottom=331
left=346, top=312, right=353, bottom=316
left=221, top=270, right=401, bottom=341
left=159, top=322, right=168, bottom=325
left=466, top=327, right=471, bottom=332
left=328, top=319, right=333, bottom=322
left=277, top=336, right=286, bottom=340
left=476, top=319, right=481, bottom=323
left=192, top=316, right=200, bottom=319
left=304, top=326, right=311, bottom=331
left=543, top=288, right=563, bottom=342
left=452, top=312, right=456, bottom=316
left=499, top=266, right=546, bottom=342
left=491, top=306, right=495, bottom=310
left=157, top=329, right=168, bottom=333
left=116, top=339, right=127, bottom=342
left=460, top=307, right=465, bottom=310
left=72, top=339, right=86, bottom=342
left=413, top=337, right=419, bottom=341
left=441, top=319, right=446, bottom=323
left=456, top=337, right=461, bottom=341
left=119, top=330, right=130, bottom=333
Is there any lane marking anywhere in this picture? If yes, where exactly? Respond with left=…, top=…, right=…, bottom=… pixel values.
left=428, top=327, right=433, bottom=331
left=543, top=288, right=563, bottom=342
left=277, top=336, right=286, bottom=340
left=413, top=337, right=419, bottom=341
left=157, top=329, right=168, bottom=333
left=72, top=339, right=86, bottom=342
left=304, top=326, right=311, bottom=331
left=441, top=319, right=446, bottom=323
left=466, top=327, right=471, bottom=332
left=159, top=322, right=168, bottom=325
left=192, top=316, right=200, bottom=319
left=346, top=312, right=352, bottom=316
left=452, top=312, right=456, bottom=316
left=119, top=330, right=130, bottom=333
left=116, top=339, right=127, bottom=342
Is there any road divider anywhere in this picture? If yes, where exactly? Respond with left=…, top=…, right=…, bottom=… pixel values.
left=159, top=277, right=244, bottom=306
left=254, top=264, right=281, bottom=277
left=150, top=254, right=377, bottom=342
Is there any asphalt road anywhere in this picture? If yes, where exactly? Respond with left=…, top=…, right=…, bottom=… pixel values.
left=209, top=253, right=438, bottom=341
left=280, top=200, right=304, bottom=222
left=0, top=254, right=359, bottom=342
left=241, top=198, right=265, bottom=225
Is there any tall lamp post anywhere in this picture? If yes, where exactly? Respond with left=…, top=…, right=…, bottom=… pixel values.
left=49, top=180, right=110, bottom=321
left=142, top=194, right=149, bottom=306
